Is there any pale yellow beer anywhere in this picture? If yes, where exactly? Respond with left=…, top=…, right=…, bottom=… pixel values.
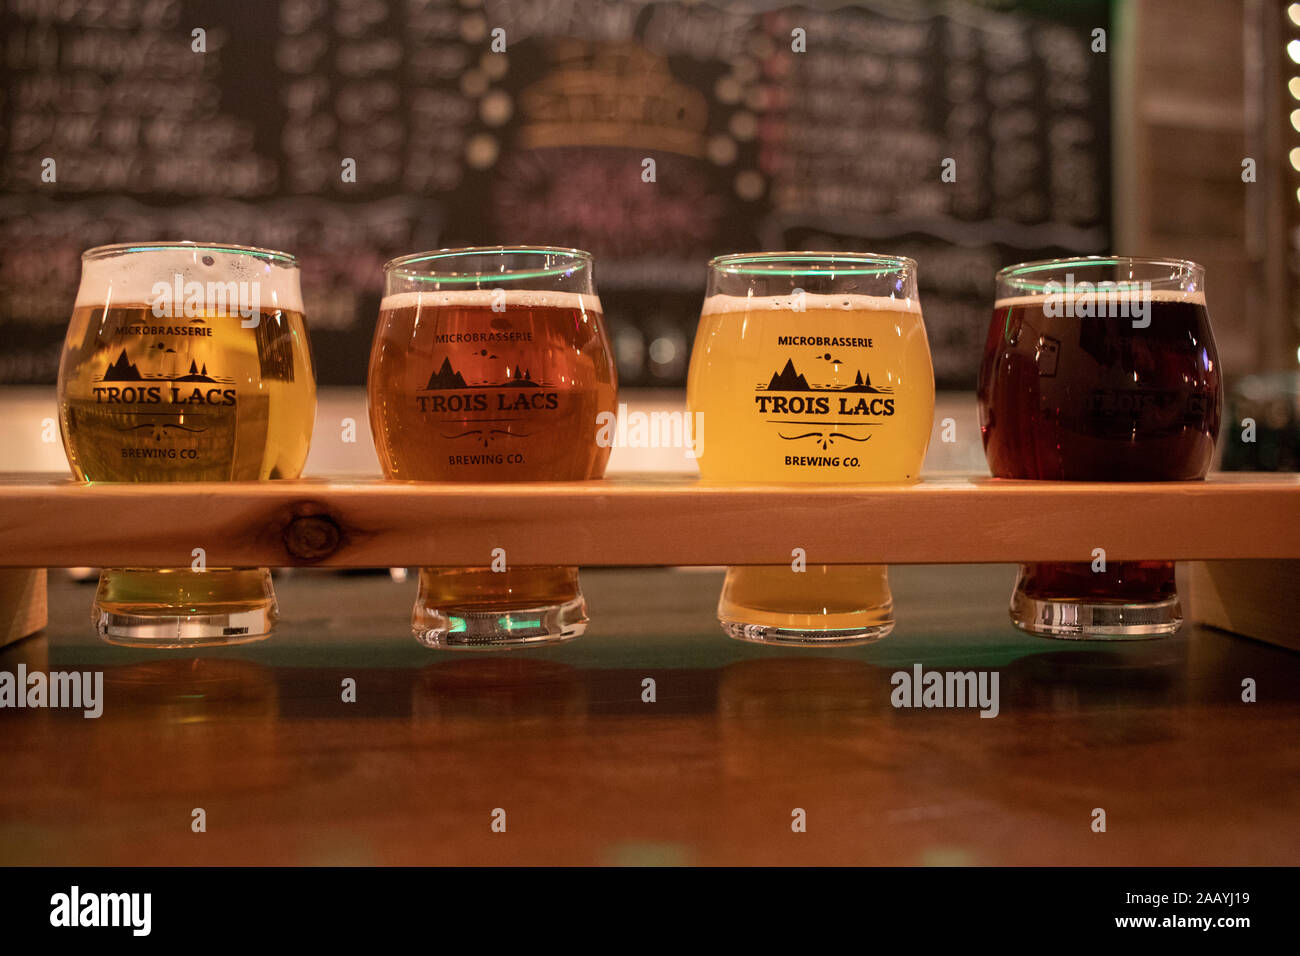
left=61, top=303, right=314, bottom=483
left=687, top=253, right=935, bottom=644
left=57, top=242, right=316, bottom=647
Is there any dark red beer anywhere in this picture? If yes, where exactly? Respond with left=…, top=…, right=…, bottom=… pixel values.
left=977, top=258, right=1222, bottom=637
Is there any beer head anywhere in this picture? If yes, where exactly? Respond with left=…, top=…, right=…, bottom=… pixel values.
left=377, top=288, right=601, bottom=317
left=701, top=291, right=922, bottom=317
left=75, top=242, right=303, bottom=323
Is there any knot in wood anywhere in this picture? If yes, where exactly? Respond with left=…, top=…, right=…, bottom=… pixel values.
left=283, top=513, right=341, bottom=561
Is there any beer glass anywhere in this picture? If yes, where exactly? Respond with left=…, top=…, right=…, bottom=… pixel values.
left=58, top=242, right=316, bottom=646
left=368, top=247, right=617, bottom=649
left=978, top=256, right=1222, bottom=638
left=687, top=252, right=936, bottom=645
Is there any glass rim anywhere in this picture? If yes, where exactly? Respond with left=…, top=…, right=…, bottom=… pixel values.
left=708, top=250, right=917, bottom=278
left=997, top=255, right=1204, bottom=282
left=384, top=245, right=593, bottom=284
left=81, top=241, right=297, bottom=265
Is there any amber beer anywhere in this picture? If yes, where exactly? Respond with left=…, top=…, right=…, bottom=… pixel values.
left=57, top=243, right=316, bottom=646
left=687, top=252, right=935, bottom=645
left=368, top=247, right=616, bottom=648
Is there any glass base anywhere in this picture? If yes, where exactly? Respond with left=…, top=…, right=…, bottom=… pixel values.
left=414, top=595, right=589, bottom=650
left=1010, top=591, right=1182, bottom=640
left=96, top=606, right=277, bottom=648
left=716, top=564, right=894, bottom=648
left=720, top=619, right=893, bottom=647
left=93, top=567, right=277, bottom=648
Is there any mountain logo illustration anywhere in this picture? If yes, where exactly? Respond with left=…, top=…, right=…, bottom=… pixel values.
left=497, top=364, right=542, bottom=388
left=97, top=349, right=231, bottom=384
left=840, top=370, right=887, bottom=393
left=421, top=356, right=548, bottom=389
left=172, top=359, right=217, bottom=382
left=102, top=349, right=144, bottom=382
left=424, top=357, right=469, bottom=389
left=765, top=358, right=810, bottom=391
left=759, top=358, right=891, bottom=393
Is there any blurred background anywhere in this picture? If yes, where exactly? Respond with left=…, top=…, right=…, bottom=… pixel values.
left=1, top=0, right=1296, bottom=474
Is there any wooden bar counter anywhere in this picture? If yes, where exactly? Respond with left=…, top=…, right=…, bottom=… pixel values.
left=1, top=565, right=1298, bottom=865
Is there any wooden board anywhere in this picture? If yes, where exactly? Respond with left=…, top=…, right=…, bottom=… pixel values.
left=0, top=568, right=47, bottom=647
left=0, top=473, right=1296, bottom=568
left=1189, top=560, right=1300, bottom=651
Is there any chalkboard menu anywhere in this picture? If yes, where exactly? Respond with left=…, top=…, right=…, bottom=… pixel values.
left=0, top=0, right=1110, bottom=388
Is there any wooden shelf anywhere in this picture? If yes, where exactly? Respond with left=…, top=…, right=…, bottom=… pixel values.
left=0, top=473, right=1296, bottom=568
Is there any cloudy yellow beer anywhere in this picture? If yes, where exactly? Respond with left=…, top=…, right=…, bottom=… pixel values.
left=688, top=266, right=935, bottom=645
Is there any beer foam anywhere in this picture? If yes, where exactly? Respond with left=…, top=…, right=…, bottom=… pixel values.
left=700, top=292, right=921, bottom=315
left=74, top=245, right=303, bottom=313
left=995, top=289, right=1206, bottom=308
left=379, top=289, right=601, bottom=313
